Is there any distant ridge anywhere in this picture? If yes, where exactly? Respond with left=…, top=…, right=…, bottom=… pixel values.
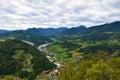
left=87, top=21, right=120, bottom=32
left=0, top=21, right=120, bottom=45
left=0, top=30, right=8, bottom=33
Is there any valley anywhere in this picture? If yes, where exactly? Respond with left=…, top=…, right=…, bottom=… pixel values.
left=38, top=43, right=61, bottom=67
left=0, top=21, right=120, bottom=80
left=0, top=0, right=120, bottom=79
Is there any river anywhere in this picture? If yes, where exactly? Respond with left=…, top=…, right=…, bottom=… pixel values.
left=37, top=43, right=61, bottom=68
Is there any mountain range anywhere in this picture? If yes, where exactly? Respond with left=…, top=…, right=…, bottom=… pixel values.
left=0, top=30, right=8, bottom=34
left=0, top=21, right=120, bottom=45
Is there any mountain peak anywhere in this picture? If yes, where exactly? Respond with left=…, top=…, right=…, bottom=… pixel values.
left=77, top=25, right=87, bottom=29
left=113, top=21, right=120, bottom=23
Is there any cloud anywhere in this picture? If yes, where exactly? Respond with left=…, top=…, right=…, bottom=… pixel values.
left=0, top=0, right=120, bottom=30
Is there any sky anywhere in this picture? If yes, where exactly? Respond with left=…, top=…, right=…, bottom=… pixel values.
left=0, top=0, right=120, bottom=30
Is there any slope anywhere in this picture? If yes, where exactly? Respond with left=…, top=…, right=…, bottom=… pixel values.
left=0, top=39, right=56, bottom=80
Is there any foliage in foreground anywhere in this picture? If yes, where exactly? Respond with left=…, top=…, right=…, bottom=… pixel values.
left=57, top=53, right=120, bottom=80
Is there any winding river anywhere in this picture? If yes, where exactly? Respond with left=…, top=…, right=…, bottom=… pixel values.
left=37, top=43, right=61, bottom=68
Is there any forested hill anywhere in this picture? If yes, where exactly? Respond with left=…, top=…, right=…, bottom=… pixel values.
left=0, top=39, right=56, bottom=80
left=0, top=28, right=67, bottom=46
left=0, top=30, right=53, bottom=46
left=88, top=21, right=120, bottom=32
left=78, top=21, right=120, bottom=42
left=60, top=26, right=87, bottom=35
left=55, top=21, right=120, bottom=36
left=53, top=21, right=120, bottom=41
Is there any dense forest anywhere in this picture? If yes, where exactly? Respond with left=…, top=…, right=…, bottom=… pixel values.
left=0, top=39, right=56, bottom=80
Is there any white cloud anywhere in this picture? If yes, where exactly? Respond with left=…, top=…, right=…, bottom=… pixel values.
left=0, top=0, right=120, bottom=30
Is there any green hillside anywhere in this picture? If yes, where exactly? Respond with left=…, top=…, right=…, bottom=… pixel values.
left=0, top=39, right=56, bottom=80
left=47, top=21, right=120, bottom=62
